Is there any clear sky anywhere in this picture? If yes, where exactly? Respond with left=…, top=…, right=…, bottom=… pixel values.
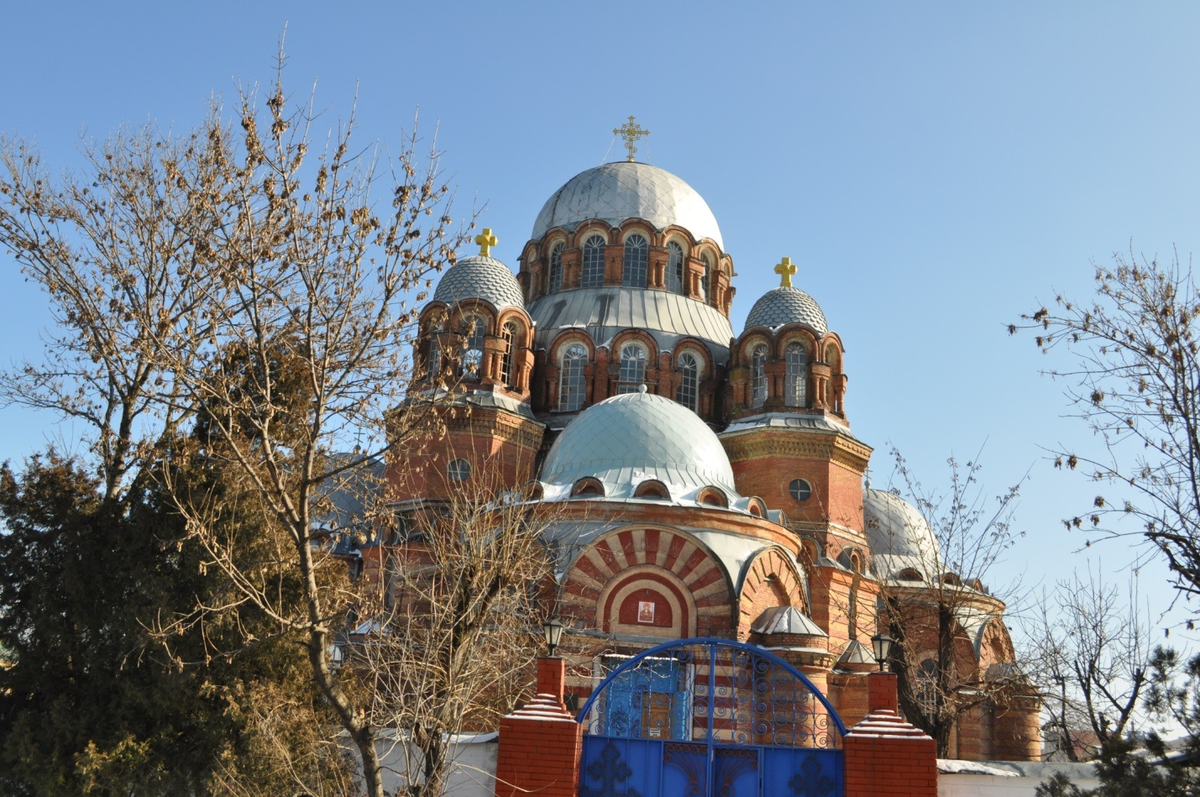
left=2, top=2, right=1198, bottom=637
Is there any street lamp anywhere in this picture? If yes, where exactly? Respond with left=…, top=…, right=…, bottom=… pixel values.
left=543, top=617, right=564, bottom=658
left=871, top=632, right=894, bottom=672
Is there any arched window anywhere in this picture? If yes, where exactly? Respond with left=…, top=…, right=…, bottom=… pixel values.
left=617, top=343, right=647, bottom=394
left=666, top=242, right=685, bottom=294
left=700, top=253, right=714, bottom=302
left=548, top=242, right=564, bottom=292
left=460, top=313, right=486, bottom=376
left=581, top=235, right=606, bottom=288
left=676, top=351, right=700, bottom=412
left=750, top=343, right=768, bottom=408
left=785, top=342, right=808, bottom=407
left=559, top=344, right=587, bottom=411
left=427, top=334, right=442, bottom=380
left=622, top=234, right=648, bottom=288
left=499, top=321, right=519, bottom=387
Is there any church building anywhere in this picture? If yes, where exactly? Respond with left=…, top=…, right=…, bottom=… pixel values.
left=376, top=126, right=1040, bottom=764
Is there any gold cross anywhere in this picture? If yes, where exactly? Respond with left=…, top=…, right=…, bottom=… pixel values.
left=613, top=116, right=649, bottom=162
left=474, top=227, right=497, bottom=257
left=774, top=257, right=797, bottom=288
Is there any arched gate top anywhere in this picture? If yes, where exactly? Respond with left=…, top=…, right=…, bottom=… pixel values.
left=577, top=637, right=847, bottom=748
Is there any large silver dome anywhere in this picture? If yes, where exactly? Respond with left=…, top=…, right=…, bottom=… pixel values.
left=863, top=488, right=942, bottom=581
left=433, top=254, right=525, bottom=313
left=531, top=162, right=723, bottom=248
left=540, top=390, right=737, bottom=500
left=744, top=286, right=828, bottom=335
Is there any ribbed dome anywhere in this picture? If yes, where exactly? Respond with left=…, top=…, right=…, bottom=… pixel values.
left=531, top=162, right=723, bottom=249
left=540, top=390, right=736, bottom=500
left=863, top=488, right=942, bottom=581
left=744, top=286, right=828, bottom=335
left=433, top=255, right=525, bottom=313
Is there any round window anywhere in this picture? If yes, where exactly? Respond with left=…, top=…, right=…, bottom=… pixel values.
left=448, top=458, right=471, bottom=482
left=788, top=478, right=812, bottom=502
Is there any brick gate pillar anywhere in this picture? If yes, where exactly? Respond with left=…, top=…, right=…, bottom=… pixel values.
left=494, top=657, right=583, bottom=797
left=843, top=672, right=937, bottom=796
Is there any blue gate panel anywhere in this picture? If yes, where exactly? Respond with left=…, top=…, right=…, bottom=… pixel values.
left=580, top=736, right=663, bottom=797
left=761, top=748, right=842, bottom=797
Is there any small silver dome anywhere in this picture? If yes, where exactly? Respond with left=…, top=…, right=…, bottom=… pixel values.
left=540, top=390, right=737, bottom=501
left=744, top=286, right=828, bottom=335
left=863, top=488, right=942, bottom=581
left=433, top=255, right=525, bottom=313
left=531, top=162, right=723, bottom=249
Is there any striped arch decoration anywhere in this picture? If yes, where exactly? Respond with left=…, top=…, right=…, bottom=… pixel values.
left=559, top=527, right=734, bottom=639
left=737, top=546, right=809, bottom=639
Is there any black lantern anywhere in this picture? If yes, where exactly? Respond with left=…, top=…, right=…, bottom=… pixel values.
left=543, top=617, right=564, bottom=657
left=871, top=632, right=894, bottom=672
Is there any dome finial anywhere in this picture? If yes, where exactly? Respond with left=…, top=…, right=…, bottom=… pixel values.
left=474, top=227, right=498, bottom=257
left=774, top=256, right=797, bottom=288
left=613, top=116, right=650, bottom=162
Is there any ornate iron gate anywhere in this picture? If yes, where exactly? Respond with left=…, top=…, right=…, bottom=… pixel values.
left=577, top=638, right=844, bottom=797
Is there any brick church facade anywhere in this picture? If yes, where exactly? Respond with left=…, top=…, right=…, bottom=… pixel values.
left=376, top=149, right=1040, bottom=764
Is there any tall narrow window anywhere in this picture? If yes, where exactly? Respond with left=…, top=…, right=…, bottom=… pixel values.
left=461, top=314, right=486, bottom=376
left=666, top=242, right=685, bottom=294
left=427, top=336, right=442, bottom=380
left=750, top=343, right=768, bottom=408
left=548, top=242, right=564, bottom=292
left=622, top=234, right=648, bottom=288
left=700, top=253, right=714, bottom=302
left=559, top=344, right=587, bottom=411
left=581, top=235, right=606, bottom=288
left=785, top=342, right=808, bottom=407
left=676, top=351, right=700, bottom=412
left=500, top=321, right=519, bottom=387
left=617, top=344, right=647, bottom=393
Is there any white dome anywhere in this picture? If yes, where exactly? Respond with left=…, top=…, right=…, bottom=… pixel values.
left=540, top=390, right=737, bottom=501
left=863, top=488, right=942, bottom=581
left=531, top=162, right=723, bottom=249
left=433, top=254, right=525, bottom=313
left=744, top=286, right=828, bottom=335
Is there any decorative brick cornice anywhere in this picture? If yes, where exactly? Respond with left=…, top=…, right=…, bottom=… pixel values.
left=722, top=428, right=871, bottom=473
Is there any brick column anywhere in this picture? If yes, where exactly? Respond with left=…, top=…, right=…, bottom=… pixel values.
left=494, top=657, right=583, bottom=797
left=843, top=672, right=937, bottom=797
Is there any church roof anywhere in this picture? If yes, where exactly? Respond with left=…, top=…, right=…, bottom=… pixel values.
left=863, top=488, right=943, bottom=581
left=751, top=606, right=827, bottom=637
left=744, top=285, right=828, bottom=335
left=540, top=389, right=737, bottom=501
left=531, top=162, right=724, bottom=248
left=528, top=286, right=733, bottom=361
left=433, top=254, right=525, bottom=313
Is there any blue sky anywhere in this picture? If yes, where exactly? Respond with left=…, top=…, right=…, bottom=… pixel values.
left=2, top=2, right=1198, bottom=634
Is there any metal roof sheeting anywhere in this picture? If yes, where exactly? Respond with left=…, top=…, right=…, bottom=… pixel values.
left=529, top=287, right=733, bottom=361
left=531, top=162, right=724, bottom=248
left=540, top=391, right=737, bottom=498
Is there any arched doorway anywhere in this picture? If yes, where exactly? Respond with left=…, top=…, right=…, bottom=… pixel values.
left=577, top=638, right=845, bottom=797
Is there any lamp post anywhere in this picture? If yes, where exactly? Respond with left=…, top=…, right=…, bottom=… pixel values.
left=543, top=617, right=564, bottom=658
left=871, top=632, right=894, bottom=672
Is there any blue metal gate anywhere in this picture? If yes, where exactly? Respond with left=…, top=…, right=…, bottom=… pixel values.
left=577, top=638, right=844, bottom=797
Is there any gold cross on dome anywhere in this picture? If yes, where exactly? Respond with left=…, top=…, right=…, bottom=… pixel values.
left=613, top=116, right=649, bottom=162
left=774, top=256, right=797, bottom=287
left=474, top=227, right=498, bottom=257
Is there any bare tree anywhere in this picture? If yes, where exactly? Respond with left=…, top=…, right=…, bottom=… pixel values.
left=352, top=468, right=552, bottom=795
left=875, top=448, right=1033, bottom=757
left=0, top=50, right=512, bottom=795
left=0, top=114, right=229, bottom=500
left=1013, top=251, right=1200, bottom=602
left=1023, top=570, right=1151, bottom=762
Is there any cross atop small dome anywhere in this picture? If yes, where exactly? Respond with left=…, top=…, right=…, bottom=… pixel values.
left=474, top=227, right=498, bottom=257
left=774, top=256, right=797, bottom=288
